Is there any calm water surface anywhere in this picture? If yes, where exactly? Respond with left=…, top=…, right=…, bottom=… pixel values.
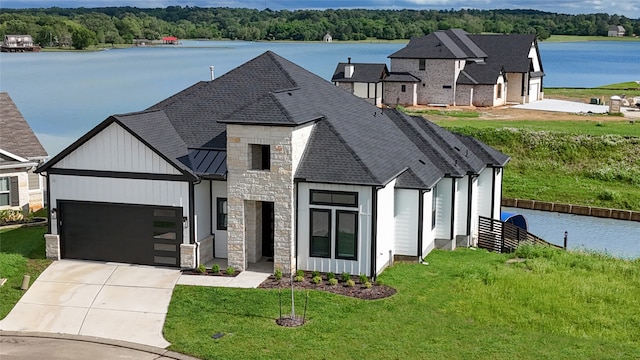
left=503, top=207, right=640, bottom=259
left=1, top=40, right=637, bottom=155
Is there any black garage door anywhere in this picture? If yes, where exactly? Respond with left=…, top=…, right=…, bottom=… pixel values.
left=58, top=201, right=183, bottom=267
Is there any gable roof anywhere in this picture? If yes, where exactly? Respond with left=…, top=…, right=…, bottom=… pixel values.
left=457, top=62, right=504, bottom=85
left=37, top=51, right=508, bottom=187
left=468, top=33, right=539, bottom=74
left=331, top=62, right=388, bottom=83
left=0, top=92, right=48, bottom=166
left=389, top=29, right=487, bottom=60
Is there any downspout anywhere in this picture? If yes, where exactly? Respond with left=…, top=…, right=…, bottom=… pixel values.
left=294, top=180, right=299, bottom=264
left=189, top=181, right=198, bottom=266
left=417, top=190, right=424, bottom=261
left=210, top=180, right=215, bottom=258
left=450, top=179, right=456, bottom=242
left=370, top=186, right=379, bottom=280
left=45, top=173, right=51, bottom=234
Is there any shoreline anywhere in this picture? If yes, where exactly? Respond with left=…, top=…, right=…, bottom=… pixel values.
left=502, top=198, right=640, bottom=222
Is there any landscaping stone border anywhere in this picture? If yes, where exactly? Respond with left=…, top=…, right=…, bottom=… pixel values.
left=502, top=198, right=640, bottom=222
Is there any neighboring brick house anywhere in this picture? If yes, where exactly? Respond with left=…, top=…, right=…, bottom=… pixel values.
left=386, top=29, right=545, bottom=107
left=37, top=52, right=508, bottom=276
left=331, top=59, right=388, bottom=107
left=0, top=92, right=48, bottom=212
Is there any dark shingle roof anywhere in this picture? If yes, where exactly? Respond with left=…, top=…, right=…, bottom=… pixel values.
left=37, top=51, right=508, bottom=186
left=0, top=92, right=48, bottom=161
left=331, top=62, right=388, bottom=83
left=457, top=62, right=504, bottom=85
left=385, top=72, right=421, bottom=82
left=389, top=29, right=487, bottom=59
left=468, top=34, right=539, bottom=74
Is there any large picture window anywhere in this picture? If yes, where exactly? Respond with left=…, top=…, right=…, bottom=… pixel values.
left=336, top=211, right=358, bottom=260
left=310, top=209, right=331, bottom=258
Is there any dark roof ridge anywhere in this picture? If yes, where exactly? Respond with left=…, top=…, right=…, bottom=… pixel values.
left=265, top=50, right=298, bottom=89
left=416, top=119, right=476, bottom=174
left=323, top=119, right=380, bottom=185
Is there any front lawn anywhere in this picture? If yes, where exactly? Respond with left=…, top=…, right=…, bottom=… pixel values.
left=0, top=225, right=51, bottom=319
left=165, top=247, right=640, bottom=359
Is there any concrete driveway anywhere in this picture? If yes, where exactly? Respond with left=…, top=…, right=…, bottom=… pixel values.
left=0, top=260, right=180, bottom=348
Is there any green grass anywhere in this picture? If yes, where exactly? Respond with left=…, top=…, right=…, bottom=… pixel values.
left=165, top=248, right=640, bottom=359
left=438, top=125, right=640, bottom=210
left=0, top=225, right=51, bottom=319
left=546, top=87, right=640, bottom=101
left=400, top=106, right=480, bottom=118
left=545, top=35, right=640, bottom=42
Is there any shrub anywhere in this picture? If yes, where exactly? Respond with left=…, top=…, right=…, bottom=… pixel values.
left=346, top=279, right=355, bottom=287
left=274, top=268, right=283, bottom=281
left=312, top=275, right=322, bottom=284
left=341, top=272, right=350, bottom=282
left=312, top=270, right=320, bottom=278
left=197, top=264, right=207, bottom=274
left=359, top=274, right=368, bottom=284
left=226, top=266, right=235, bottom=275
left=294, top=275, right=304, bottom=282
left=296, top=269, right=305, bottom=278
left=0, top=209, right=24, bottom=224
left=211, top=263, right=220, bottom=274
left=328, top=278, right=338, bottom=286
left=364, top=281, right=372, bottom=289
left=326, top=272, right=335, bottom=280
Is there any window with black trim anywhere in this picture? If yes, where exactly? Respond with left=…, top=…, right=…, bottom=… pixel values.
left=310, top=209, right=331, bottom=258
left=310, top=190, right=358, bottom=207
left=336, top=210, right=358, bottom=260
left=497, top=83, right=503, bottom=98
left=419, top=59, right=426, bottom=71
left=250, top=144, right=270, bottom=170
left=217, top=198, right=227, bottom=230
left=0, top=177, right=10, bottom=206
left=401, top=84, right=406, bottom=93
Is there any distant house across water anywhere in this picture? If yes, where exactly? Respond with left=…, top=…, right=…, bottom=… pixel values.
left=163, top=36, right=179, bottom=45
left=1, top=35, right=40, bottom=52
left=323, top=33, right=333, bottom=42
left=608, top=25, right=626, bottom=37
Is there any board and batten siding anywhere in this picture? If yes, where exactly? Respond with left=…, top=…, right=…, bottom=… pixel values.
left=454, top=176, right=469, bottom=238
left=297, top=182, right=372, bottom=276
left=421, top=190, right=435, bottom=257
left=194, top=180, right=211, bottom=242
left=493, top=168, right=503, bottom=219
left=477, top=167, right=493, bottom=218
left=48, top=174, right=190, bottom=242
left=376, top=179, right=396, bottom=274
left=54, top=122, right=181, bottom=175
left=394, top=188, right=419, bottom=256
left=434, top=178, right=452, bottom=240
left=211, top=180, right=228, bottom=258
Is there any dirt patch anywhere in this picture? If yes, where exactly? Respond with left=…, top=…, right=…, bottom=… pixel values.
left=259, top=273, right=396, bottom=300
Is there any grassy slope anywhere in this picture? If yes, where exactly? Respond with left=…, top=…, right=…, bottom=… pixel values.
left=165, top=247, right=640, bottom=360
left=0, top=226, right=51, bottom=319
left=434, top=121, right=640, bottom=211
left=545, top=35, right=640, bottom=42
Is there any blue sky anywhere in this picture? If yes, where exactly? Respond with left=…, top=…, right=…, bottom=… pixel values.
left=2, top=0, right=639, bottom=19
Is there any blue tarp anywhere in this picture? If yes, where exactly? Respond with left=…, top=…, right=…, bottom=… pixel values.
left=501, top=212, right=528, bottom=230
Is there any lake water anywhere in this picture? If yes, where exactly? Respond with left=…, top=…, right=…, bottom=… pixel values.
left=1, top=40, right=638, bottom=155
left=1, top=40, right=638, bottom=258
left=503, top=207, right=640, bottom=259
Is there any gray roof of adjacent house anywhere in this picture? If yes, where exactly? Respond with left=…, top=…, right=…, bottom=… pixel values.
left=385, top=72, right=421, bottom=82
left=468, top=33, right=540, bottom=74
left=38, top=51, right=508, bottom=189
left=331, top=62, right=388, bottom=83
left=0, top=92, right=48, bottom=166
left=389, top=29, right=487, bottom=59
left=457, top=62, right=505, bottom=85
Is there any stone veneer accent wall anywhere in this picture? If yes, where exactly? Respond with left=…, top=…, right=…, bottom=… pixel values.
left=391, top=58, right=460, bottom=105
left=226, top=123, right=314, bottom=274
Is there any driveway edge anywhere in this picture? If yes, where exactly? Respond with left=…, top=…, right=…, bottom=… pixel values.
left=0, top=331, right=200, bottom=360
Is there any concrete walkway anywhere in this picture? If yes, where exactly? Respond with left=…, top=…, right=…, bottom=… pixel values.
left=0, top=260, right=180, bottom=348
left=0, top=331, right=200, bottom=360
left=512, top=99, right=609, bottom=114
left=177, top=268, right=271, bottom=288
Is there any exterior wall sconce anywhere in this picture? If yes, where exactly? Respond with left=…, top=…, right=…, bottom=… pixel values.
left=182, top=216, right=188, bottom=229
left=51, top=208, right=57, bottom=220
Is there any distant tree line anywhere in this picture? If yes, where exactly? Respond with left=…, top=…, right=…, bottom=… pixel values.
left=0, top=7, right=638, bottom=49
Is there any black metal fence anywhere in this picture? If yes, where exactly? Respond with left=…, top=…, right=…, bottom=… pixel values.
left=477, top=216, right=563, bottom=253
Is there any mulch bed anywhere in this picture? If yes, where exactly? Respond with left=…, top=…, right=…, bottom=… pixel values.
left=181, top=269, right=240, bottom=277
left=258, top=272, right=396, bottom=300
